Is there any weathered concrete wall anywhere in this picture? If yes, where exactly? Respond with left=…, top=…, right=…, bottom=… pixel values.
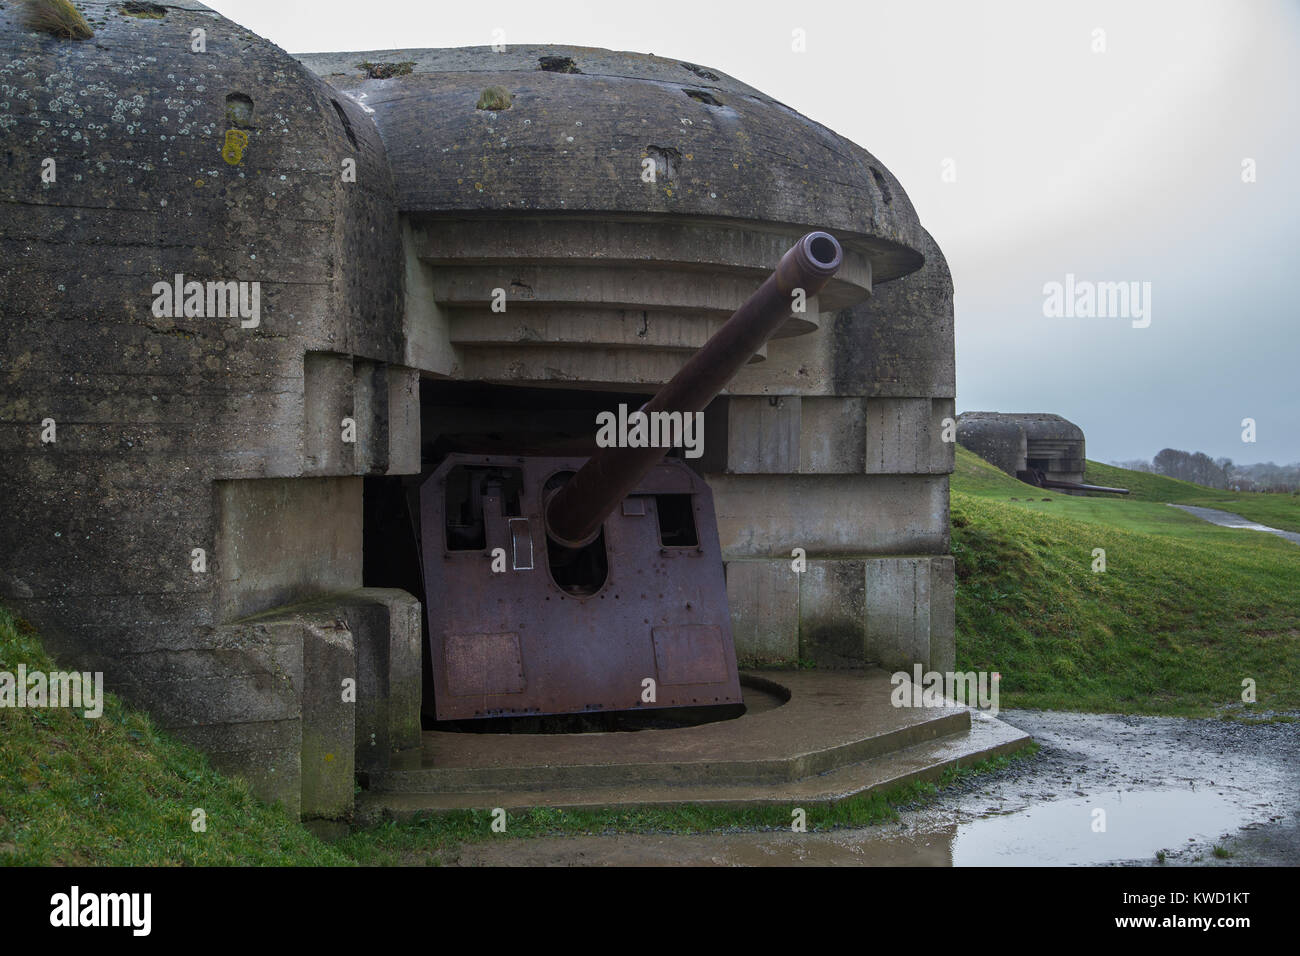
left=0, top=2, right=419, bottom=815
left=299, top=46, right=919, bottom=395
left=955, top=416, right=1028, bottom=476
left=214, top=477, right=363, bottom=621
left=170, top=587, right=422, bottom=817
left=298, top=46, right=927, bottom=282
left=711, top=474, right=948, bottom=555
left=958, top=412, right=1086, bottom=485
left=298, top=49, right=957, bottom=674
left=715, top=233, right=956, bottom=669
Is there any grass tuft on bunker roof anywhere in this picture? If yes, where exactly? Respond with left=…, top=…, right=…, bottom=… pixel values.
left=20, top=0, right=93, bottom=39
left=358, top=60, right=414, bottom=79
left=120, top=2, right=167, bottom=19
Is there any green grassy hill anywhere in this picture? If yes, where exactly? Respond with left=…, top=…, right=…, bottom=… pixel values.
left=0, top=602, right=1024, bottom=865
left=0, top=607, right=347, bottom=866
left=1083, top=460, right=1300, bottom=533
left=953, top=447, right=1300, bottom=714
left=1081, top=460, right=1213, bottom=501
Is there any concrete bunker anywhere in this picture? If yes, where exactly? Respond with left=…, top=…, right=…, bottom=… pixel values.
left=956, top=412, right=1128, bottom=495
left=0, top=5, right=985, bottom=820
left=958, top=412, right=1085, bottom=487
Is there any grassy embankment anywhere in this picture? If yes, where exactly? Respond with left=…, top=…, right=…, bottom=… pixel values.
left=9, top=452, right=1288, bottom=864
left=952, top=448, right=1300, bottom=715
left=0, top=604, right=1031, bottom=865
left=1082, top=460, right=1300, bottom=534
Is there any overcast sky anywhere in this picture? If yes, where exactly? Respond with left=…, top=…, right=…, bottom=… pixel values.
left=207, top=0, right=1300, bottom=465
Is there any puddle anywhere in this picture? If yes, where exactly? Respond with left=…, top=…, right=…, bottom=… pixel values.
left=1169, top=504, right=1300, bottom=546
left=453, top=709, right=1300, bottom=867
left=949, top=790, right=1247, bottom=866
left=456, top=785, right=1279, bottom=868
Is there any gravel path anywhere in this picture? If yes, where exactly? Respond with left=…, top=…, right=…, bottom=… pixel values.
left=1169, top=504, right=1300, bottom=546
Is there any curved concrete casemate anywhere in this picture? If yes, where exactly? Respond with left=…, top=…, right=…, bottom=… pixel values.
left=957, top=412, right=1090, bottom=489
left=0, top=3, right=994, bottom=822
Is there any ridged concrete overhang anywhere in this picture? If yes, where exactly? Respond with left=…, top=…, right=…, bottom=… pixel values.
left=298, top=46, right=929, bottom=381
left=961, top=412, right=1085, bottom=443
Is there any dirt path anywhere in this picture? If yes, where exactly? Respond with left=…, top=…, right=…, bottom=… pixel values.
left=449, top=710, right=1299, bottom=866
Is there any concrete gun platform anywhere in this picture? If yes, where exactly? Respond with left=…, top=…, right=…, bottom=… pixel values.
left=357, top=670, right=1030, bottom=818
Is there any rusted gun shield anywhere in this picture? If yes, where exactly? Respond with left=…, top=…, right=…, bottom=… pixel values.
left=420, top=454, right=741, bottom=720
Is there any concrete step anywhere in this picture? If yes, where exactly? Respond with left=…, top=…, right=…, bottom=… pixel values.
left=365, top=711, right=969, bottom=795
left=355, top=670, right=1032, bottom=818
left=356, top=714, right=1028, bottom=818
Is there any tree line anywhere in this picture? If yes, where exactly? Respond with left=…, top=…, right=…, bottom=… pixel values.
left=1109, top=449, right=1300, bottom=492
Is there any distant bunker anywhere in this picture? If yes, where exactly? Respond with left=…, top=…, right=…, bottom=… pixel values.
left=0, top=4, right=980, bottom=820
left=956, top=412, right=1125, bottom=495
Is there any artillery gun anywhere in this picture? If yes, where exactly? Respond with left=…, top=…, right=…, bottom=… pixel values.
left=418, top=233, right=844, bottom=720
left=1016, top=468, right=1129, bottom=495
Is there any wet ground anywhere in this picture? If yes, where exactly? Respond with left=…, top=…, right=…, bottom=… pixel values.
left=1170, top=504, right=1300, bottom=546
left=452, top=710, right=1299, bottom=866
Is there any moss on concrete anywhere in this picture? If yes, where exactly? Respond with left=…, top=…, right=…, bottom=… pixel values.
left=120, top=2, right=166, bottom=18
left=358, top=60, right=414, bottom=79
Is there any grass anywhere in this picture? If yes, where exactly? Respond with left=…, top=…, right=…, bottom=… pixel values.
left=0, top=607, right=345, bottom=866
left=476, top=86, right=513, bottom=111
left=20, top=0, right=93, bottom=39
left=1217, top=712, right=1297, bottom=724
left=120, top=2, right=166, bottom=18
left=358, top=61, right=414, bottom=79
left=952, top=447, right=1300, bottom=715
left=0, top=603, right=1034, bottom=865
left=1084, top=460, right=1300, bottom=534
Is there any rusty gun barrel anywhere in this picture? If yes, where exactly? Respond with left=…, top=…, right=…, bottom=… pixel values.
left=545, top=231, right=844, bottom=549
left=1020, top=468, right=1129, bottom=494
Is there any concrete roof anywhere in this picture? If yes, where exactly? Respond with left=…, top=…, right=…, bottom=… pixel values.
left=958, top=412, right=1085, bottom=443
left=296, top=45, right=927, bottom=283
